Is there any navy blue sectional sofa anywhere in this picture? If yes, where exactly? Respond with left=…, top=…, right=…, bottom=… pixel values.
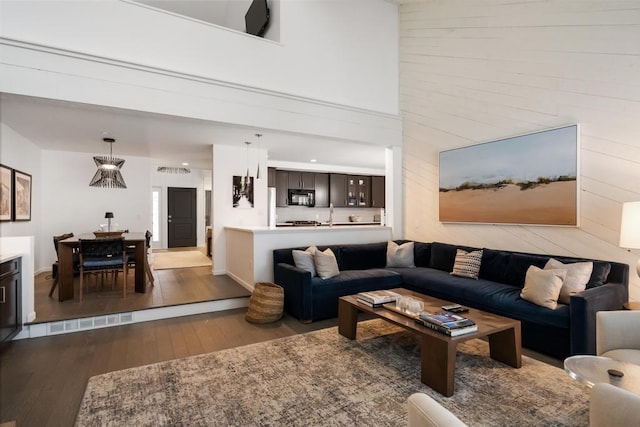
left=273, top=241, right=629, bottom=359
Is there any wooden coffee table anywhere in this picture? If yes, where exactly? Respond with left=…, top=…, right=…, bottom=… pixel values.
left=338, top=288, right=522, bottom=396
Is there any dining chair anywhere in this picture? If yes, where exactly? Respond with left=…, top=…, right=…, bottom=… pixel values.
left=125, top=230, right=154, bottom=286
left=78, top=238, right=128, bottom=302
left=49, top=232, right=78, bottom=297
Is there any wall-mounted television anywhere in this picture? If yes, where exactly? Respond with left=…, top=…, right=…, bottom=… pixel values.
left=439, top=124, right=579, bottom=226
left=245, top=0, right=270, bottom=37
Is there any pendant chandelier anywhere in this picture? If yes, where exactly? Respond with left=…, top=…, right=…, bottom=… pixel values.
left=255, top=133, right=262, bottom=180
left=89, top=137, right=127, bottom=189
left=157, top=166, right=191, bottom=174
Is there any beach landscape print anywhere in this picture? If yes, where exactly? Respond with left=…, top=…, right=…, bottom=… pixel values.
left=439, top=125, right=578, bottom=226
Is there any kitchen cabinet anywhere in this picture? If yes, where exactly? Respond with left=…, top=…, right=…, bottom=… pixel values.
left=347, top=175, right=370, bottom=207
left=371, top=176, right=385, bottom=208
left=314, top=173, right=330, bottom=207
left=275, top=170, right=289, bottom=207
left=288, top=171, right=315, bottom=190
left=330, top=174, right=348, bottom=207
left=0, top=257, right=22, bottom=347
left=267, top=167, right=277, bottom=188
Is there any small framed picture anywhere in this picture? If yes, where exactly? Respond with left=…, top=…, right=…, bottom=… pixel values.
left=0, top=164, right=12, bottom=221
left=13, top=169, right=32, bottom=221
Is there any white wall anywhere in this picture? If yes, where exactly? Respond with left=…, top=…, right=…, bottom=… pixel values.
left=0, top=124, right=42, bottom=267
left=399, top=1, right=640, bottom=299
left=39, top=150, right=152, bottom=271
left=151, top=167, right=209, bottom=248
left=0, top=0, right=398, bottom=114
left=212, top=144, right=268, bottom=274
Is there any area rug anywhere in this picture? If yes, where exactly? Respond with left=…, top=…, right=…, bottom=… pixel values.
left=152, top=250, right=212, bottom=270
left=76, top=320, right=589, bottom=426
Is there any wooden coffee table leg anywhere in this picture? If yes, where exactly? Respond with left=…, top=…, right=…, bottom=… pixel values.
left=421, top=334, right=457, bottom=397
left=488, top=324, right=522, bottom=368
left=338, top=298, right=358, bottom=339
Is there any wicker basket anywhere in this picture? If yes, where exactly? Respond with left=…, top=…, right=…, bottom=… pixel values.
left=245, top=282, right=284, bottom=324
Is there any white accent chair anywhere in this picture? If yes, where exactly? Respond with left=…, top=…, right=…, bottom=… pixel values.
left=407, top=393, right=467, bottom=427
left=590, top=382, right=640, bottom=426
left=596, top=310, right=640, bottom=365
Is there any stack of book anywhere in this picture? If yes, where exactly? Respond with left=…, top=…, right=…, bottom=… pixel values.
left=415, top=311, right=478, bottom=336
left=356, top=290, right=401, bottom=308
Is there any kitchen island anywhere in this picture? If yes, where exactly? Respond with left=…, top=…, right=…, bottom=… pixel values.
left=225, top=225, right=392, bottom=291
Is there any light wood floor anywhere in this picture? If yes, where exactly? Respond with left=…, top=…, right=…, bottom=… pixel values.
left=36, top=249, right=248, bottom=323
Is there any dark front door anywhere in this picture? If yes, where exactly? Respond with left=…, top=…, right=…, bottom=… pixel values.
left=168, top=187, right=197, bottom=248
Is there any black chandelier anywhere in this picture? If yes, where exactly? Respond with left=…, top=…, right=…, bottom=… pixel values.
left=89, top=137, right=127, bottom=189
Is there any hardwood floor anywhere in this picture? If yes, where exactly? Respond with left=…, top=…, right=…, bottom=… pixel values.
left=36, top=266, right=249, bottom=323
left=1, top=307, right=338, bottom=427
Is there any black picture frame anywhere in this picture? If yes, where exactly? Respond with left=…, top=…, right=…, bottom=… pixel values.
left=13, top=169, right=32, bottom=221
left=0, top=164, right=12, bottom=222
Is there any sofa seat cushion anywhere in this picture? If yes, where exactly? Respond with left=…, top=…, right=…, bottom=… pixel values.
left=311, top=269, right=402, bottom=297
left=392, top=267, right=570, bottom=329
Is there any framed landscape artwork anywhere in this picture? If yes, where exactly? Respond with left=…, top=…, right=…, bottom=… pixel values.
left=13, top=169, right=32, bottom=221
left=0, top=164, right=12, bottom=221
left=439, top=125, right=579, bottom=226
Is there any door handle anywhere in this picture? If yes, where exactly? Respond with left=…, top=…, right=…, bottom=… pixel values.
left=0, top=286, right=5, bottom=303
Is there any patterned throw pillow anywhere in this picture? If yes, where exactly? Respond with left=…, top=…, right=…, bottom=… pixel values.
left=450, top=249, right=483, bottom=279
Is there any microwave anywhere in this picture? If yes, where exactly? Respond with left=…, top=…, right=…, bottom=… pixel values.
left=288, top=189, right=315, bottom=207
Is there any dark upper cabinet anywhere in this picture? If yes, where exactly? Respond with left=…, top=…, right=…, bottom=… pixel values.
left=347, top=175, right=370, bottom=207
left=330, top=174, right=348, bottom=207
left=314, top=173, right=330, bottom=207
left=267, top=167, right=277, bottom=188
left=371, top=176, right=385, bottom=208
left=288, top=171, right=315, bottom=190
left=275, top=170, right=289, bottom=207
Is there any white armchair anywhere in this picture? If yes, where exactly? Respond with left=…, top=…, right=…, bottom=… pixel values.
left=590, top=382, right=640, bottom=426
left=596, top=310, right=640, bottom=364
left=407, top=393, right=467, bottom=427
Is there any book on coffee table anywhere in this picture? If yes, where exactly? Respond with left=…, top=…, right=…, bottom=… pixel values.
left=357, top=290, right=400, bottom=305
left=415, top=318, right=478, bottom=336
left=419, top=312, right=476, bottom=328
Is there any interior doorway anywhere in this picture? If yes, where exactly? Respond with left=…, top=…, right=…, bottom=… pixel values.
left=168, top=187, right=197, bottom=247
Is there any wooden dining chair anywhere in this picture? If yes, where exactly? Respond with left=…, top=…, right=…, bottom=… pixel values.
left=125, top=230, right=154, bottom=286
left=49, top=232, right=78, bottom=297
left=78, top=238, right=128, bottom=302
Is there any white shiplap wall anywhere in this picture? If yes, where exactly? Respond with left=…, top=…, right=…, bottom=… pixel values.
left=399, top=0, right=640, bottom=299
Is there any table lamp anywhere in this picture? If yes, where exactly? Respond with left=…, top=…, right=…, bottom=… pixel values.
left=619, top=201, right=640, bottom=277
left=105, top=212, right=114, bottom=233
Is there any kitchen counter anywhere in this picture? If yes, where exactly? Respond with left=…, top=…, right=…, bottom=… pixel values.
left=225, top=225, right=392, bottom=290
left=275, top=222, right=382, bottom=227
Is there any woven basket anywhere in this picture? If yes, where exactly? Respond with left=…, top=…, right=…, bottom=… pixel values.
left=245, top=282, right=284, bottom=324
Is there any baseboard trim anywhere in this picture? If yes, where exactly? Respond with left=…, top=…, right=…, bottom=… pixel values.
left=19, top=297, right=250, bottom=339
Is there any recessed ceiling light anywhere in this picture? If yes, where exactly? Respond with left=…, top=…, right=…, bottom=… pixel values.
left=182, top=162, right=189, bottom=166
left=310, top=159, right=317, bottom=163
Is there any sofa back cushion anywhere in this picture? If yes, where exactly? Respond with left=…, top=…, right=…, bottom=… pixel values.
left=504, top=253, right=549, bottom=288
left=339, top=242, right=387, bottom=270
left=413, top=242, right=432, bottom=267
left=430, top=242, right=480, bottom=272
left=479, top=249, right=511, bottom=283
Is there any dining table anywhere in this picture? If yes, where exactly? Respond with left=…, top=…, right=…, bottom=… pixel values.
left=57, top=232, right=147, bottom=302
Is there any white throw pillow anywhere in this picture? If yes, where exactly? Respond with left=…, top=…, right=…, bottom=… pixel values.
left=314, top=248, right=340, bottom=279
left=520, top=266, right=567, bottom=310
left=544, top=258, right=593, bottom=304
left=292, top=246, right=318, bottom=276
left=450, top=249, right=483, bottom=279
left=386, top=241, right=415, bottom=268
